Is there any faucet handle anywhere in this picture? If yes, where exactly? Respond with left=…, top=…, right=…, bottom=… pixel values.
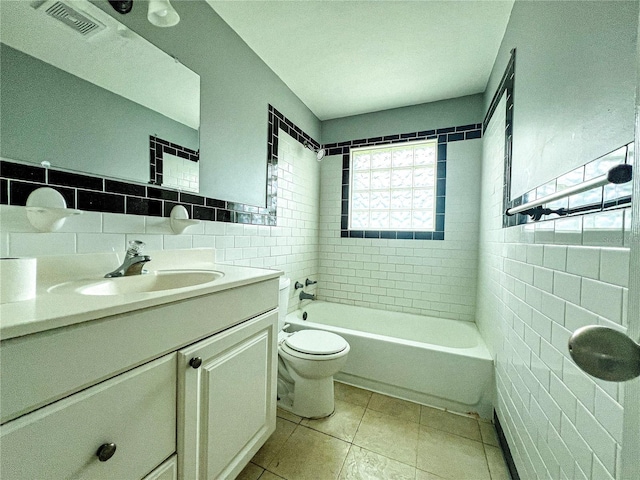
left=127, top=240, right=145, bottom=256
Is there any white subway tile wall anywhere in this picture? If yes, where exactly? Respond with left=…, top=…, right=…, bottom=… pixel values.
left=317, top=139, right=483, bottom=322
left=0, top=129, right=320, bottom=313
left=477, top=96, right=630, bottom=479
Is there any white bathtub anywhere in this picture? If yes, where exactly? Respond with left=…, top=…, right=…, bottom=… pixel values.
left=285, top=301, right=494, bottom=418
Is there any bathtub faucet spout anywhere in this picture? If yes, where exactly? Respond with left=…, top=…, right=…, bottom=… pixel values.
left=299, top=290, right=316, bottom=301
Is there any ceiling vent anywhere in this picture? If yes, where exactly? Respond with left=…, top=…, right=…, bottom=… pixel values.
left=37, top=1, right=106, bottom=38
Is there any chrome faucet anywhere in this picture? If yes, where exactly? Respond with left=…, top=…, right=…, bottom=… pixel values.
left=105, top=240, right=151, bottom=278
left=299, top=290, right=316, bottom=301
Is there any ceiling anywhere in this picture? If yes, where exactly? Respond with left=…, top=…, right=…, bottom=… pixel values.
left=207, top=0, right=515, bottom=121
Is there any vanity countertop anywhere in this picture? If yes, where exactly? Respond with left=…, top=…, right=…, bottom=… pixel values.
left=0, top=248, right=281, bottom=340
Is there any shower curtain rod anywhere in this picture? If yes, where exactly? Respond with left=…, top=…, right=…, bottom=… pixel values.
left=505, top=164, right=632, bottom=218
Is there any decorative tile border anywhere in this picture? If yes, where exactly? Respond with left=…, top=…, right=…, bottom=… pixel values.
left=0, top=105, right=320, bottom=227
left=484, top=49, right=633, bottom=228
left=149, top=135, right=199, bottom=187
left=509, top=143, right=633, bottom=225
left=331, top=123, right=483, bottom=240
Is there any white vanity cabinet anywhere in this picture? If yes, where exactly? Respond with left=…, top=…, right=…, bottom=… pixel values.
left=0, top=273, right=280, bottom=480
left=178, top=310, right=278, bottom=479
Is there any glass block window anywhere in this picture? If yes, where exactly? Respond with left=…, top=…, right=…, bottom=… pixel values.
left=349, top=140, right=438, bottom=231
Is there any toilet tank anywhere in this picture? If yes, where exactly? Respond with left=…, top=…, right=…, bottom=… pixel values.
left=278, top=277, right=291, bottom=331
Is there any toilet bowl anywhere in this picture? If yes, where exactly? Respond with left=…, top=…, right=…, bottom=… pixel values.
left=277, top=277, right=350, bottom=418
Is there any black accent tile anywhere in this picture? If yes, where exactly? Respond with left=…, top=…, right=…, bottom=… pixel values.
left=418, top=130, right=436, bottom=137
left=415, top=232, right=433, bottom=240
left=433, top=231, right=444, bottom=240
left=342, top=185, right=349, bottom=199
left=342, top=170, right=350, bottom=185
left=438, top=178, right=447, bottom=195
left=0, top=161, right=46, bottom=183
left=436, top=127, right=455, bottom=134
left=163, top=201, right=191, bottom=218
left=177, top=150, right=190, bottom=160
left=328, top=148, right=343, bottom=156
left=466, top=130, right=482, bottom=140
left=447, top=132, right=465, bottom=142
left=341, top=200, right=349, bottom=215
left=180, top=192, right=205, bottom=205
left=8, top=181, right=40, bottom=206
left=380, top=231, right=397, bottom=239
left=341, top=215, right=349, bottom=230
left=49, top=170, right=103, bottom=191
left=148, top=187, right=179, bottom=201
left=438, top=135, right=447, bottom=144
left=383, top=134, right=400, bottom=141
left=367, top=137, right=383, bottom=143
left=106, top=180, right=146, bottom=197
left=206, top=198, right=226, bottom=209
left=397, top=232, right=414, bottom=239
left=437, top=161, right=447, bottom=179
left=343, top=155, right=350, bottom=170
left=216, top=209, right=232, bottom=222
left=340, top=230, right=348, bottom=238
left=401, top=132, right=417, bottom=139
left=349, top=230, right=364, bottom=238
left=436, top=214, right=445, bottom=232
left=0, top=179, right=7, bottom=204
left=338, top=141, right=351, bottom=147
left=436, top=196, right=446, bottom=212
left=437, top=144, right=447, bottom=161
left=351, top=138, right=367, bottom=146
left=78, top=190, right=124, bottom=213
left=364, top=231, right=380, bottom=239
left=165, top=147, right=177, bottom=156
left=126, top=197, right=162, bottom=216
left=455, top=124, right=477, bottom=132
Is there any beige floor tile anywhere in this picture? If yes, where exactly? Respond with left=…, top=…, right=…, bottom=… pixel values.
left=267, top=425, right=350, bottom=480
left=417, top=426, right=490, bottom=480
left=338, top=445, right=416, bottom=480
left=301, top=399, right=366, bottom=442
left=236, top=462, right=264, bottom=480
left=252, top=417, right=297, bottom=468
left=485, top=445, right=510, bottom=480
left=352, top=409, right=419, bottom=466
left=259, top=472, right=286, bottom=480
left=420, top=406, right=481, bottom=442
left=415, top=469, right=446, bottom=479
left=277, top=408, right=303, bottom=424
left=335, top=382, right=373, bottom=407
left=367, top=393, right=421, bottom=423
left=479, top=421, right=500, bottom=447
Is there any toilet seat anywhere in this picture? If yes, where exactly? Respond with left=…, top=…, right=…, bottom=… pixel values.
left=283, top=330, right=348, bottom=356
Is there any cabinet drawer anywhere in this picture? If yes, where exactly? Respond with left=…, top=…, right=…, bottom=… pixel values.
left=0, top=354, right=176, bottom=480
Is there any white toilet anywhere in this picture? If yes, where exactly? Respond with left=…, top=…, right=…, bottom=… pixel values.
left=277, top=277, right=350, bottom=418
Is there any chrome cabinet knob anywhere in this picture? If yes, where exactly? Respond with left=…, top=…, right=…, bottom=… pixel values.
left=96, top=442, right=117, bottom=462
left=190, top=357, right=202, bottom=369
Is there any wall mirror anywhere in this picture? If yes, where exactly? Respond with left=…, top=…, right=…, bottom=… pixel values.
left=0, top=0, right=200, bottom=191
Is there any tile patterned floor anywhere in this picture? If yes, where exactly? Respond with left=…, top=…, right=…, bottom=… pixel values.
left=236, top=382, right=511, bottom=480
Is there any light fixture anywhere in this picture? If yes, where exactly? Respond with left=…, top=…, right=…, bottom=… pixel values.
left=147, top=0, right=180, bottom=27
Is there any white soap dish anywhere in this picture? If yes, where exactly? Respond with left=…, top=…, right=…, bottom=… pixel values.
left=170, top=205, right=200, bottom=234
left=26, top=187, right=82, bottom=232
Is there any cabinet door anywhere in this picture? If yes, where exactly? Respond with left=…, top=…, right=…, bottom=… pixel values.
left=178, top=310, right=277, bottom=480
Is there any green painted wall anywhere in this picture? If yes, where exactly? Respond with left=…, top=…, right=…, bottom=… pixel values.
left=484, top=0, right=638, bottom=198
left=93, top=0, right=321, bottom=206
left=321, top=94, right=484, bottom=144
left=0, top=44, right=197, bottom=185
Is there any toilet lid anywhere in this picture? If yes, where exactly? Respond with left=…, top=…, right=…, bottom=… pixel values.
left=284, top=330, right=348, bottom=355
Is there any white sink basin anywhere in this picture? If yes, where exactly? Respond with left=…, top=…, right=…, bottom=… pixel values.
left=48, top=270, right=224, bottom=296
